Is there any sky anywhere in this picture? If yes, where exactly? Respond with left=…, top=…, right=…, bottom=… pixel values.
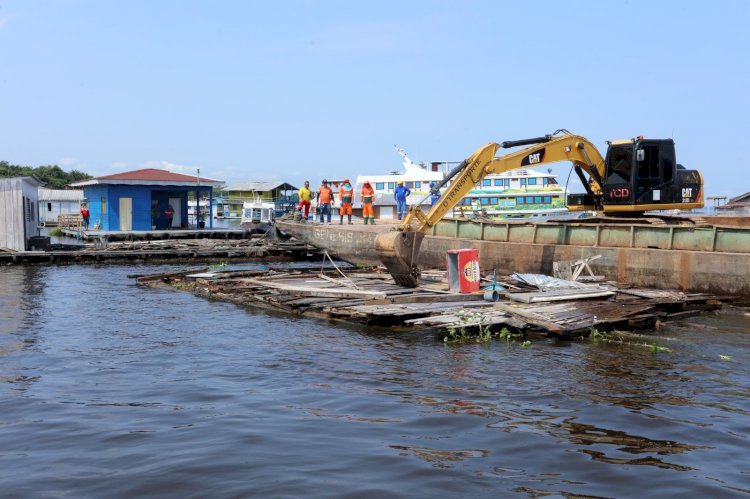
left=0, top=0, right=748, bottom=200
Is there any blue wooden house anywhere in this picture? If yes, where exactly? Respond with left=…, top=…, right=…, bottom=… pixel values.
left=70, top=168, right=224, bottom=231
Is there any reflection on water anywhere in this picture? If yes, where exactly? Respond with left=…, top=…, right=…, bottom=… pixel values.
left=0, top=264, right=749, bottom=497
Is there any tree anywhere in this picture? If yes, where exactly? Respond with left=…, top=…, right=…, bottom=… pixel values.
left=0, top=161, right=92, bottom=189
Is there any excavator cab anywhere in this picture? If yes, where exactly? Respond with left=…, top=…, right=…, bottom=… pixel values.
left=569, top=138, right=703, bottom=212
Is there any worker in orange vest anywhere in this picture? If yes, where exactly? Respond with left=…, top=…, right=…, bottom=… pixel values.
left=339, top=178, right=354, bottom=224
left=317, top=179, right=334, bottom=224
left=360, top=180, right=375, bottom=225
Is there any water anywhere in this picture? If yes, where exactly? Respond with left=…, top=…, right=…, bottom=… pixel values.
left=1, top=264, right=749, bottom=498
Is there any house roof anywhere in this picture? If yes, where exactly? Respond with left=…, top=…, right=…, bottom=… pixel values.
left=70, top=168, right=224, bottom=188
left=38, top=187, right=84, bottom=202
left=728, top=192, right=750, bottom=204
left=222, top=181, right=297, bottom=192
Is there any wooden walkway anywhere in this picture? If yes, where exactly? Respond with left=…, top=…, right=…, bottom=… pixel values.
left=133, top=267, right=723, bottom=338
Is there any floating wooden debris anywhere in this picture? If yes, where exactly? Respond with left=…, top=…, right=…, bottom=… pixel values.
left=133, top=267, right=724, bottom=338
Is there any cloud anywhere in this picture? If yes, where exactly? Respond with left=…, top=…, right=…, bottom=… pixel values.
left=142, top=160, right=201, bottom=176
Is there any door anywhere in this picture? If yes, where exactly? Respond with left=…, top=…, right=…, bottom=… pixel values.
left=169, top=197, right=181, bottom=228
left=119, top=197, right=132, bottom=231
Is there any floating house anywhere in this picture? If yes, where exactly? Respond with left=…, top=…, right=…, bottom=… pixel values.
left=215, top=182, right=298, bottom=218
left=37, top=187, right=84, bottom=226
left=716, top=192, right=750, bottom=216
left=0, top=176, right=42, bottom=251
left=70, top=169, right=224, bottom=231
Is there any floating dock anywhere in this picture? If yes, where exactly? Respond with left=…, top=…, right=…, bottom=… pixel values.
left=276, top=217, right=750, bottom=297
left=133, top=266, right=723, bottom=339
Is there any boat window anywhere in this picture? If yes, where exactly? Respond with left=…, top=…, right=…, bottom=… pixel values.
left=534, top=196, right=542, bottom=203
left=543, top=178, right=548, bottom=185
left=376, top=183, right=385, bottom=190
left=543, top=196, right=551, bottom=203
left=490, top=197, right=498, bottom=204
left=528, top=178, right=537, bottom=185
left=388, top=182, right=394, bottom=190
left=504, top=179, right=510, bottom=186
left=482, top=179, right=491, bottom=186
left=481, top=197, right=490, bottom=205
left=518, top=197, right=525, bottom=204
left=415, top=181, right=421, bottom=188
left=521, top=178, right=527, bottom=185
left=526, top=196, right=534, bottom=204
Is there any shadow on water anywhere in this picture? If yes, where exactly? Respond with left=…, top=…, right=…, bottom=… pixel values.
left=0, top=262, right=748, bottom=497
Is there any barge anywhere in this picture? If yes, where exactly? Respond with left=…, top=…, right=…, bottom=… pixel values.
left=276, top=217, right=750, bottom=297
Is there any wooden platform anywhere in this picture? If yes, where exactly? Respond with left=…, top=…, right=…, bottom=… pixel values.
left=133, top=267, right=723, bottom=338
left=0, top=237, right=322, bottom=265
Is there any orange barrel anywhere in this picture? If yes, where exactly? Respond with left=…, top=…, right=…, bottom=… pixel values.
left=446, top=248, right=480, bottom=293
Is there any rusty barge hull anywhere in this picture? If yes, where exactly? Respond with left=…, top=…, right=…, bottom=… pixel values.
left=276, top=218, right=750, bottom=297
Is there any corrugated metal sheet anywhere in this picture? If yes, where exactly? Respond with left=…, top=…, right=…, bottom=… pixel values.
left=38, top=188, right=84, bottom=202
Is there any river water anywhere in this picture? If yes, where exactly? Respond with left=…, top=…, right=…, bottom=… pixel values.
left=1, top=263, right=749, bottom=498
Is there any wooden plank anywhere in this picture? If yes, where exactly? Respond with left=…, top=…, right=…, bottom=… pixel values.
left=241, top=278, right=387, bottom=300
left=509, top=289, right=615, bottom=304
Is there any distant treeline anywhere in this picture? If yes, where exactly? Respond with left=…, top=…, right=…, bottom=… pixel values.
left=0, top=161, right=92, bottom=189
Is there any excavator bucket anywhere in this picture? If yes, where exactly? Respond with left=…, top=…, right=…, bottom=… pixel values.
left=375, top=230, right=425, bottom=288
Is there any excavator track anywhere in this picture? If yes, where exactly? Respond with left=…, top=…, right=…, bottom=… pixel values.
left=549, top=214, right=707, bottom=226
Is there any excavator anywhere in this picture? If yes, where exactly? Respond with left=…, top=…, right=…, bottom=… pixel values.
left=375, top=129, right=704, bottom=287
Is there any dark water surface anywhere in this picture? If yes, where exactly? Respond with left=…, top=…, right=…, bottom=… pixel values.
left=1, top=264, right=749, bottom=498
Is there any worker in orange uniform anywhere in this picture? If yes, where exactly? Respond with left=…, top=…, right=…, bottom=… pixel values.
left=339, top=178, right=354, bottom=224
left=317, top=179, right=334, bottom=224
left=360, top=180, right=375, bottom=225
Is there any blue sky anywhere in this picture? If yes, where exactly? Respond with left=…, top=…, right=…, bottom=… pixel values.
left=1, top=0, right=748, bottom=199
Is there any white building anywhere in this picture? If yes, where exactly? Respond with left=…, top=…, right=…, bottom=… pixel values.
left=37, top=188, right=84, bottom=226
left=0, top=177, right=42, bottom=251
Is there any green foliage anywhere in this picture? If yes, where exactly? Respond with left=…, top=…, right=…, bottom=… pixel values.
left=209, top=261, right=228, bottom=270
left=0, top=160, right=92, bottom=189
left=48, top=228, right=63, bottom=237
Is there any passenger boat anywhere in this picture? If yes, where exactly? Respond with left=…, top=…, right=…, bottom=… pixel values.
left=240, top=200, right=275, bottom=233
left=353, top=147, right=572, bottom=220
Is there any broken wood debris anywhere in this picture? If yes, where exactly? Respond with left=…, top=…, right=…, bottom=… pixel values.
left=132, top=267, right=724, bottom=338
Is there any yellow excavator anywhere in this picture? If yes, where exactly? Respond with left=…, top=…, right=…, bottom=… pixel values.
left=376, top=129, right=704, bottom=287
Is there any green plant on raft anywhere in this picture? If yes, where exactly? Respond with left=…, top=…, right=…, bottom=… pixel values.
left=209, top=261, right=228, bottom=270
left=171, top=280, right=196, bottom=290
left=521, top=340, right=532, bottom=348
left=48, top=228, right=63, bottom=237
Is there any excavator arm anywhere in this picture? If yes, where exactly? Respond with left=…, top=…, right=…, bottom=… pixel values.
left=377, top=131, right=608, bottom=287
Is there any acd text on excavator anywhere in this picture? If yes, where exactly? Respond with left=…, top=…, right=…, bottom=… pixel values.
left=375, top=129, right=704, bottom=287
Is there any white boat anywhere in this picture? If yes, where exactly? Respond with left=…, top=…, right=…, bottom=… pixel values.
left=354, top=147, right=571, bottom=220
left=241, top=200, right=275, bottom=233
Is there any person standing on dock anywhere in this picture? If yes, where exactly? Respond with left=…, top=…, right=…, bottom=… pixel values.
left=297, top=180, right=313, bottom=221
left=339, top=179, right=354, bottom=225
left=317, top=179, right=335, bottom=224
left=429, top=182, right=441, bottom=207
left=80, top=202, right=90, bottom=229
left=164, top=205, right=175, bottom=228
left=360, top=180, right=375, bottom=225
left=394, top=179, right=411, bottom=221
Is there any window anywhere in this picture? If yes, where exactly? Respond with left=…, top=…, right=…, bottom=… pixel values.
left=465, top=198, right=473, bottom=206
left=47, top=202, right=52, bottom=212
left=521, top=178, right=527, bottom=185
left=387, top=182, right=394, bottom=190
left=376, top=183, right=385, bottom=190
left=504, top=179, right=510, bottom=187
left=490, top=197, right=498, bottom=204
left=526, top=196, right=534, bottom=204
left=481, top=197, right=490, bottom=205
left=406, top=182, right=414, bottom=188
left=528, top=178, right=537, bottom=185
left=534, top=196, right=542, bottom=204
left=543, top=196, right=551, bottom=204
left=518, top=197, right=525, bottom=204
left=482, top=179, right=491, bottom=186
left=494, top=179, right=503, bottom=186
left=638, top=145, right=660, bottom=179
left=415, top=181, right=421, bottom=188
left=543, top=178, right=548, bottom=185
